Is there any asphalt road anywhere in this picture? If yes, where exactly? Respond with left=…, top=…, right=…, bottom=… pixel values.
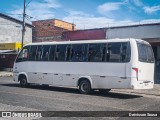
left=0, top=77, right=160, bottom=120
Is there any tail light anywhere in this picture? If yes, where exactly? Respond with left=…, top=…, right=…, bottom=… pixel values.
left=132, top=68, right=138, bottom=80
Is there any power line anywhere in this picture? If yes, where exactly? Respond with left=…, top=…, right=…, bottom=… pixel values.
left=5, top=14, right=22, bottom=16
left=26, top=0, right=34, bottom=8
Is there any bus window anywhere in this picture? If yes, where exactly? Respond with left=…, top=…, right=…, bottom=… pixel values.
left=29, top=46, right=37, bottom=61
left=121, top=42, right=131, bottom=62
left=36, top=46, right=42, bottom=61
left=42, top=45, right=50, bottom=61
left=55, top=45, right=67, bottom=61
left=107, top=43, right=121, bottom=62
left=71, top=44, right=88, bottom=62
left=82, top=44, right=88, bottom=61
left=102, top=45, right=107, bottom=62
left=16, top=46, right=30, bottom=62
left=49, top=45, right=56, bottom=61
left=66, top=45, right=71, bottom=61
left=88, top=43, right=106, bottom=62
left=137, top=42, right=155, bottom=63
left=71, top=44, right=83, bottom=62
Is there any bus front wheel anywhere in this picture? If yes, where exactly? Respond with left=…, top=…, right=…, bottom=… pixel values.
left=19, top=76, right=29, bottom=87
left=79, top=80, right=91, bottom=94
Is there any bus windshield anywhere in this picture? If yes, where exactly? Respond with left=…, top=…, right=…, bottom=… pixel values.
left=137, top=42, right=155, bottom=63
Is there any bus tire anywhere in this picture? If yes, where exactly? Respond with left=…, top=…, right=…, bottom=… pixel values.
left=99, top=89, right=111, bottom=94
left=19, top=76, right=29, bottom=87
left=79, top=80, right=92, bottom=94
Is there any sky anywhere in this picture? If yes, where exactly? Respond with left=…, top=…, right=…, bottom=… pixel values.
left=0, top=0, right=160, bottom=29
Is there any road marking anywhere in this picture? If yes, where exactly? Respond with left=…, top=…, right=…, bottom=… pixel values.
left=0, top=90, right=134, bottom=111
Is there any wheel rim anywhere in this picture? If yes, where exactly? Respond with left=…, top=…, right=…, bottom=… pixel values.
left=21, top=79, right=26, bottom=85
left=81, top=82, right=89, bottom=92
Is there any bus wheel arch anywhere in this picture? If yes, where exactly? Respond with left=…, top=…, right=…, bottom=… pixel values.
left=78, top=77, right=92, bottom=94
left=18, top=74, right=29, bottom=87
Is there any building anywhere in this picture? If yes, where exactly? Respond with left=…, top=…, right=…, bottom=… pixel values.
left=0, top=13, right=33, bottom=70
left=32, top=19, right=75, bottom=42
left=0, top=13, right=33, bottom=44
left=62, top=29, right=106, bottom=41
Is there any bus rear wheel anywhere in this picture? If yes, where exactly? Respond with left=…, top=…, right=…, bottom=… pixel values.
left=79, top=80, right=92, bottom=94
left=99, top=89, right=111, bottom=94
left=20, top=76, right=29, bottom=87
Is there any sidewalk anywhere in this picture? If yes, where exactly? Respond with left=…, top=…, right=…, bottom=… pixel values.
left=0, top=71, right=13, bottom=77
left=112, top=84, right=160, bottom=96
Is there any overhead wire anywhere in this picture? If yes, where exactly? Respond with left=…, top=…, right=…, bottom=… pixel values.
left=26, top=0, right=34, bottom=8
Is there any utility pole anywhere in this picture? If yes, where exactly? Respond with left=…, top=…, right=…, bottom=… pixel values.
left=21, top=0, right=26, bottom=48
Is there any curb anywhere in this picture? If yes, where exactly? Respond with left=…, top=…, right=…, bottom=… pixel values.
left=112, top=89, right=160, bottom=97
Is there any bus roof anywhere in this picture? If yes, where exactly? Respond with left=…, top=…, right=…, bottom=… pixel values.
left=26, top=38, right=146, bottom=46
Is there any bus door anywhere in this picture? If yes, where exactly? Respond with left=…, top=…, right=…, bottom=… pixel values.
left=14, top=46, right=30, bottom=80
left=27, top=45, right=39, bottom=83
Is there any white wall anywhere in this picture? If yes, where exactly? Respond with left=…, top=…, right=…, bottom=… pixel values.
left=0, top=17, right=32, bottom=44
left=107, top=24, right=160, bottom=40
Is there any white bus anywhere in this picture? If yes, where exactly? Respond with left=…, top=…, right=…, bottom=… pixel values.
left=13, top=38, right=155, bottom=94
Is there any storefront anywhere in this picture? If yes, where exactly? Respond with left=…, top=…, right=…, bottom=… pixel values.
left=0, top=42, right=21, bottom=70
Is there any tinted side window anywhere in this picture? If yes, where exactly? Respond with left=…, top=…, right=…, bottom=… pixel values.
left=36, top=46, right=42, bottom=61
left=88, top=43, right=106, bottom=62
left=121, top=42, right=131, bottom=62
left=55, top=45, right=67, bottom=61
left=107, top=43, right=121, bottom=62
left=71, top=44, right=88, bottom=62
left=29, top=46, right=37, bottom=61
left=49, top=45, right=56, bottom=61
left=82, top=44, right=88, bottom=61
left=66, top=45, right=71, bottom=61
left=146, top=45, right=154, bottom=62
left=42, top=45, right=50, bottom=61
left=16, top=46, right=30, bottom=62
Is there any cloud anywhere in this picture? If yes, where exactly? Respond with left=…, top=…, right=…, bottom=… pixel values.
left=65, top=10, right=94, bottom=17
left=64, top=16, right=114, bottom=29
left=63, top=10, right=160, bottom=29
left=97, top=2, right=125, bottom=15
left=9, top=0, right=61, bottom=20
left=132, top=0, right=143, bottom=6
left=143, top=5, right=160, bottom=14
left=140, top=19, right=160, bottom=24
left=63, top=10, right=132, bottom=29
